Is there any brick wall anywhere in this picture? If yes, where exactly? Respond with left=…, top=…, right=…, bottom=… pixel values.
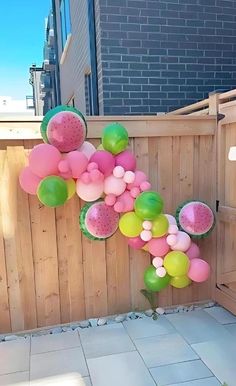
left=97, top=0, right=236, bottom=114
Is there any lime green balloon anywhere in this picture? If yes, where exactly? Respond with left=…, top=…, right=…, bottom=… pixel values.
left=135, top=191, right=164, bottom=220
left=37, top=176, right=68, bottom=207
left=164, top=251, right=190, bottom=277
left=40, top=105, right=87, bottom=143
left=119, top=212, right=143, bottom=237
left=152, top=214, right=169, bottom=237
left=144, top=265, right=171, bottom=292
left=170, top=275, right=192, bottom=289
left=102, top=123, right=129, bottom=155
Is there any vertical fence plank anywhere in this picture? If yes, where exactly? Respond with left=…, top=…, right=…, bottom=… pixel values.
left=30, top=197, right=60, bottom=327
left=0, top=151, right=11, bottom=332
left=56, top=197, right=86, bottom=323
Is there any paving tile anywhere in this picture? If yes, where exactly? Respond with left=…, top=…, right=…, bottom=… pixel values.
left=31, top=330, right=80, bottom=354
left=166, top=310, right=231, bottom=344
left=30, top=373, right=90, bottom=385
left=192, top=337, right=236, bottom=386
left=0, top=371, right=29, bottom=385
left=135, top=333, right=198, bottom=368
left=79, top=323, right=135, bottom=359
left=123, top=316, right=175, bottom=339
left=205, top=306, right=236, bottom=325
left=167, top=378, right=221, bottom=386
left=87, top=351, right=156, bottom=386
left=225, top=323, right=236, bottom=337
left=30, top=346, right=88, bottom=381
left=0, top=338, right=30, bottom=375
left=150, top=359, right=212, bottom=385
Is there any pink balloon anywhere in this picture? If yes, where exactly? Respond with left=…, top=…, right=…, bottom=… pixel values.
left=90, top=150, right=115, bottom=177
left=127, top=170, right=149, bottom=190
left=78, top=141, right=96, bottom=160
left=19, top=167, right=41, bottom=195
left=127, top=236, right=146, bottom=250
left=105, top=194, right=117, bottom=206
left=59, top=151, right=88, bottom=179
left=113, top=191, right=134, bottom=213
left=147, top=237, right=170, bottom=257
left=115, top=150, right=136, bottom=171
left=104, top=175, right=126, bottom=196
left=188, top=258, right=210, bottom=282
left=165, top=214, right=177, bottom=226
left=29, top=144, right=61, bottom=178
left=186, top=242, right=200, bottom=260
left=76, top=180, right=104, bottom=201
left=167, top=231, right=191, bottom=252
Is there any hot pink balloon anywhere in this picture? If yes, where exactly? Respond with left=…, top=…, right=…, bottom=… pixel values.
left=19, top=167, right=41, bottom=195
left=115, top=150, right=136, bottom=171
left=78, top=141, right=96, bottom=160
left=147, top=237, right=170, bottom=257
left=167, top=231, right=191, bottom=252
left=188, top=258, right=210, bottom=283
left=104, top=175, right=126, bottom=196
left=127, top=236, right=146, bottom=250
left=186, top=242, right=200, bottom=260
left=76, top=180, right=104, bottom=201
left=29, top=144, right=61, bottom=178
left=90, top=150, right=115, bottom=177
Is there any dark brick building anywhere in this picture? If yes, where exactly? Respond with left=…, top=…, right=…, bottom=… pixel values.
left=53, top=0, right=236, bottom=115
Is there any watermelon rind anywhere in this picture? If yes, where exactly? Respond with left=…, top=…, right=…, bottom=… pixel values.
left=175, top=199, right=215, bottom=239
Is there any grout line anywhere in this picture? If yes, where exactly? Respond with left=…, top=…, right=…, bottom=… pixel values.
left=31, top=343, right=82, bottom=356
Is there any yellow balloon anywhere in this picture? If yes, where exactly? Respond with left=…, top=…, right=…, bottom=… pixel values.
left=119, top=212, right=143, bottom=237
left=170, top=275, right=192, bottom=288
left=152, top=214, right=168, bottom=237
left=164, top=251, right=190, bottom=277
left=66, top=178, right=76, bottom=200
left=97, top=144, right=104, bottom=150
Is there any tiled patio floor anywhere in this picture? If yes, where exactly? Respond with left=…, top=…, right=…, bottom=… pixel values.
left=0, top=306, right=235, bottom=385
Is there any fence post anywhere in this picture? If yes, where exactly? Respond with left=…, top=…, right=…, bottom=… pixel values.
left=209, top=92, right=220, bottom=116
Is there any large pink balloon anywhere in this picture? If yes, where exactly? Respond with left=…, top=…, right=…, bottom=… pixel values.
left=66, top=151, right=88, bottom=178
left=115, top=150, right=136, bottom=171
left=114, top=191, right=134, bottom=213
left=90, top=150, right=115, bottom=177
left=78, top=141, right=96, bottom=160
left=188, top=258, right=210, bottom=282
left=147, top=237, right=170, bottom=257
left=19, top=167, right=41, bottom=195
left=186, top=242, right=200, bottom=260
left=104, top=175, right=126, bottom=196
left=127, top=236, right=146, bottom=250
left=29, top=144, right=61, bottom=178
left=76, top=179, right=104, bottom=201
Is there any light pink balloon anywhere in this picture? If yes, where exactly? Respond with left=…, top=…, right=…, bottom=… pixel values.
left=127, top=236, right=146, bottom=250
left=90, top=150, right=115, bottom=177
left=115, top=150, right=136, bottom=171
left=78, top=141, right=96, bottom=160
left=186, top=242, right=200, bottom=260
left=152, top=256, right=164, bottom=268
left=29, top=144, right=61, bottom=178
left=140, top=230, right=152, bottom=242
left=147, top=237, right=170, bottom=257
left=105, top=194, right=116, bottom=206
left=19, top=166, right=41, bottom=195
left=124, top=171, right=135, bottom=184
left=65, top=151, right=88, bottom=179
left=76, top=180, right=104, bottom=201
left=104, top=175, right=126, bottom=196
left=113, top=191, right=134, bottom=213
left=167, top=231, right=191, bottom=252
left=165, top=214, right=177, bottom=226
left=188, top=258, right=210, bottom=283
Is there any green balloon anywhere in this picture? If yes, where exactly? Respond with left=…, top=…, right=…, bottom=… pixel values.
left=40, top=105, right=87, bottom=143
left=102, top=122, right=129, bottom=155
left=37, top=176, right=68, bottom=207
left=144, top=265, right=171, bottom=292
left=135, top=191, right=164, bottom=220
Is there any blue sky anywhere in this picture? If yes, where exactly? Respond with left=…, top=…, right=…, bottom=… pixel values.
left=0, top=0, right=51, bottom=99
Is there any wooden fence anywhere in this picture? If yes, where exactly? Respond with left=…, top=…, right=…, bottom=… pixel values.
left=0, top=115, right=217, bottom=333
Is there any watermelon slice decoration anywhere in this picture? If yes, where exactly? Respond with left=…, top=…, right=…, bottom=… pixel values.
left=40, top=105, right=87, bottom=153
left=80, top=200, right=119, bottom=240
left=176, top=200, right=215, bottom=239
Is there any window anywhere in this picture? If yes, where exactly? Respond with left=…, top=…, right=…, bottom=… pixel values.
left=85, top=73, right=93, bottom=115
left=60, top=0, right=71, bottom=50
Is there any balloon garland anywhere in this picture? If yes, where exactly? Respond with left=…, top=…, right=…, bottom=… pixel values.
left=19, top=106, right=215, bottom=293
